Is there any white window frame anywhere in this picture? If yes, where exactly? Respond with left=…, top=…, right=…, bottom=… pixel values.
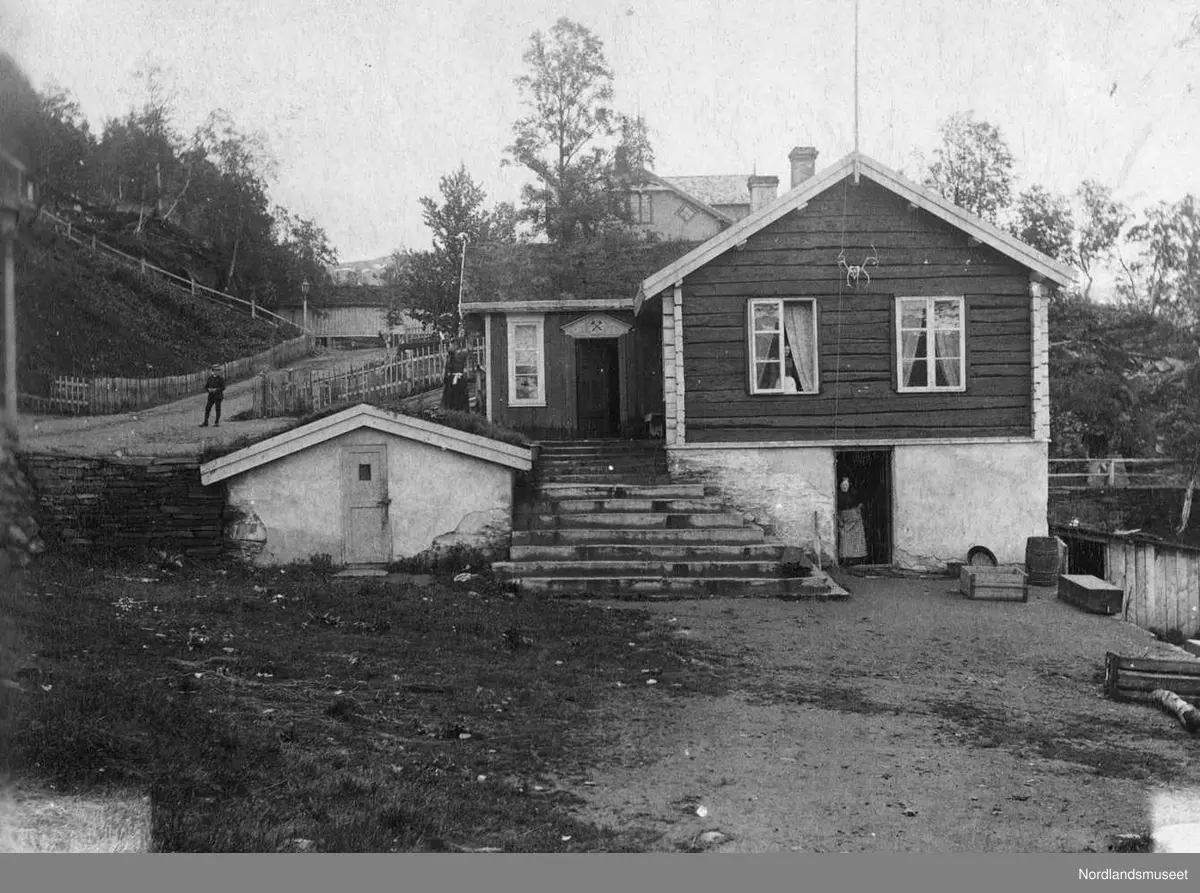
left=895, top=295, right=967, bottom=393
left=746, top=298, right=820, bottom=395
left=507, top=314, right=546, bottom=407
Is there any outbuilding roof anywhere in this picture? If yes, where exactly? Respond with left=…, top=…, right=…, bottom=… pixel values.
left=200, top=403, right=533, bottom=485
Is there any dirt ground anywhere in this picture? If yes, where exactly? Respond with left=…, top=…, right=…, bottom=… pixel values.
left=15, top=347, right=389, bottom=458
left=568, top=573, right=1200, bottom=853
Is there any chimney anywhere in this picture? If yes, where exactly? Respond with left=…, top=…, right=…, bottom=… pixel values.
left=788, top=146, right=819, bottom=189
left=747, top=175, right=779, bottom=212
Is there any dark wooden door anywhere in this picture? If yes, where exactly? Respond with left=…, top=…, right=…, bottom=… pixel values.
left=575, top=338, right=620, bottom=437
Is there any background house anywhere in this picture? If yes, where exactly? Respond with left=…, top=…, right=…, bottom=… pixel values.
left=625, top=146, right=820, bottom=241
left=635, top=150, right=1074, bottom=570
left=275, top=285, right=433, bottom=348
left=200, top=404, right=533, bottom=567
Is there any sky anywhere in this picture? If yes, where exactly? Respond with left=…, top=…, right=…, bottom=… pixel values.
left=4, top=0, right=1199, bottom=263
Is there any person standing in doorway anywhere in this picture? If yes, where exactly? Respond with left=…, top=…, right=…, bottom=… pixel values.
left=837, top=475, right=868, bottom=565
left=201, top=364, right=225, bottom=427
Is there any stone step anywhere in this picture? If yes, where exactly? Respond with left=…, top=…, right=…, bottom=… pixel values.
left=534, top=473, right=676, bottom=485
left=493, top=559, right=788, bottom=578
left=537, top=460, right=669, bottom=473
left=499, top=575, right=841, bottom=600
left=535, top=440, right=664, bottom=451
left=523, top=512, right=748, bottom=530
left=511, top=527, right=767, bottom=546
left=543, top=498, right=728, bottom=514
left=533, top=483, right=708, bottom=499
left=509, top=542, right=786, bottom=562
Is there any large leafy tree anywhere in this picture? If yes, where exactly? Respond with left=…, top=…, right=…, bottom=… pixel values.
left=1117, top=195, right=1200, bottom=322
left=506, top=17, right=635, bottom=243
left=923, top=111, right=1015, bottom=223
left=1010, top=184, right=1074, bottom=263
left=388, top=165, right=515, bottom=336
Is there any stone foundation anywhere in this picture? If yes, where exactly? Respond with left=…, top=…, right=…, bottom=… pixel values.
left=669, top=440, right=1048, bottom=570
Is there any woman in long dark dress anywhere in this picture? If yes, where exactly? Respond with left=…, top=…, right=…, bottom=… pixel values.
left=441, top=348, right=471, bottom=412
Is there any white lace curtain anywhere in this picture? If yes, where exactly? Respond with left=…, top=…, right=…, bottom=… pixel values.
left=783, top=302, right=815, bottom=392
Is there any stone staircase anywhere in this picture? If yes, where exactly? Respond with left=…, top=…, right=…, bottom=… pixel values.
left=493, top=440, right=844, bottom=600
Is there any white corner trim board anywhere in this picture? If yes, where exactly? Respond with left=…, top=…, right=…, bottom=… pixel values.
left=200, top=403, right=533, bottom=485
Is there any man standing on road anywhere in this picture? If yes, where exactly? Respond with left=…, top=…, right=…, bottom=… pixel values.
left=201, top=364, right=226, bottom=427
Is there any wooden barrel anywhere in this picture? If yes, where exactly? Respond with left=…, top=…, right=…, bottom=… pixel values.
left=1025, top=536, right=1061, bottom=586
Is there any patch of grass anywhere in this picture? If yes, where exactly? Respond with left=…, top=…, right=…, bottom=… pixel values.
left=923, top=698, right=1185, bottom=781
left=746, top=681, right=900, bottom=716
left=11, top=555, right=727, bottom=852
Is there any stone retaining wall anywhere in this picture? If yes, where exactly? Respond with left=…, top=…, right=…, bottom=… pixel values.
left=17, top=452, right=224, bottom=557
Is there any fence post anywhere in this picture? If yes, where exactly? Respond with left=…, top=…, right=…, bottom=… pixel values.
left=1108, top=459, right=1116, bottom=488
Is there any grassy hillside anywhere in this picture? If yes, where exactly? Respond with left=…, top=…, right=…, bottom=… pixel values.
left=6, top=224, right=291, bottom=391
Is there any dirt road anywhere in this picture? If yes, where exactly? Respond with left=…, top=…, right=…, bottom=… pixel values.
left=573, top=573, right=1200, bottom=852
left=15, top=348, right=393, bottom=458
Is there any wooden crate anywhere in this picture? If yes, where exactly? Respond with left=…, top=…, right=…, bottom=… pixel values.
left=959, top=565, right=1028, bottom=602
left=1105, top=652, right=1200, bottom=701
left=1058, top=574, right=1123, bottom=615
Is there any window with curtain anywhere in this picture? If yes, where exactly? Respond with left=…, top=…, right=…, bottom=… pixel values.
left=896, top=296, right=965, bottom=392
left=747, top=299, right=818, bottom=394
left=507, top=314, right=545, bottom=405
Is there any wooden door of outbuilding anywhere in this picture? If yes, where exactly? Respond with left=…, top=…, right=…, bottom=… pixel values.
left=343, top=445, right=391, bottom=564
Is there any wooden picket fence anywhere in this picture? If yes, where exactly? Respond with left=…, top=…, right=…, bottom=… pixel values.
left=252, top=337, right=485, bottom=418
left=23, top=334, right=315, bottom=416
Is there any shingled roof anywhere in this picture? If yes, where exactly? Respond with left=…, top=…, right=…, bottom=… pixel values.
left=661, top=174, right=751, bottom=209
left=276, top=285, right=398, bottom=309
left=461, top=237, right=700, bottom=312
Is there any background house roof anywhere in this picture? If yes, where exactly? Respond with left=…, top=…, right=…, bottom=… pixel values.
left=661, top=175, right=751, bottom=209
left=276, top=284, right=398, bottom=309
left=461, top=238, right=700, bottom=309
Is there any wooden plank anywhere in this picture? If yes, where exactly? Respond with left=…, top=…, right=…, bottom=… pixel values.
left=686, top=411, right=1028, bottom=431
left=684, top=425, right=1024, bottom=443
left=1111, top=672, right=1200, bottom=697
left=1169, top=549, right=1182, bottom=635
left=1148, top=544, right=1163, bottom=633
left=1135, top=544, right=1148, bottom=631
left=1110, top=654, right=1200, bottom=676
left=683, top=275, right=1031, bottom=300
left=1190, top=551, right=1200, bottom=636
left=696, top=248, right=1024, bottom=275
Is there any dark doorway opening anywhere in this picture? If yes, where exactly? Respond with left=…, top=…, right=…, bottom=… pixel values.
left=1063, top=536, right=1105, bottom=578
left=835, top=450, right=892, bottom=565
left=575, top=338, right=620, bottom=437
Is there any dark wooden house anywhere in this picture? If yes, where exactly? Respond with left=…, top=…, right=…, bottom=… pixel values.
left=634, top=151, right=1075, bottom=569
left=460, top=237, right=697, bottom=439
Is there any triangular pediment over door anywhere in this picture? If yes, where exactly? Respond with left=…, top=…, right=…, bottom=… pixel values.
left=561, top=313, right=632, bottom=339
